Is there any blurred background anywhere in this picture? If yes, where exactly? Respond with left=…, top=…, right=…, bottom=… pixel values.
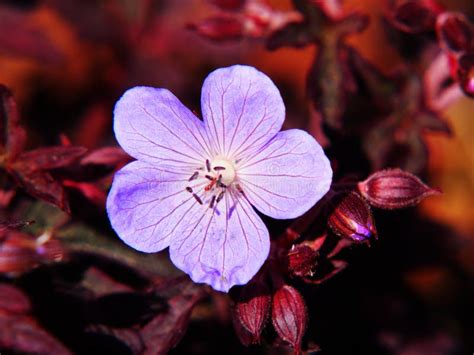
left=0, top=0, right=472, bottom=354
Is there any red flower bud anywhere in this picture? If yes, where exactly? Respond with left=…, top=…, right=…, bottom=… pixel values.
left=391, top=0, right=440, bottom=33
left=436, top=12, right=473, bottom=53
left=271, top=285, right=307, bottom=353
left=187, top=16, right=243, bottom=42
left=0, top=229, right=64, bottom=276
left=457, top=53, right=474, bottom=97
left=358, top=168, right=441, bottom=209
left=287, top=244, right=317, bottom=278
left=328, top=192, right=376, bottom=242
left=234, top=281, right=271, bottom=343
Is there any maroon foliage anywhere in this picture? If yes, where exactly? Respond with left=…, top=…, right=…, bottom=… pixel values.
left=188, top=16, right=243, bottom=42
left=0, top=284, right=71, bottom=355
left=140, top=280, right=206, bottom=354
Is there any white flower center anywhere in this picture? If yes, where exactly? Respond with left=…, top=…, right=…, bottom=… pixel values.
left=185, top=156, right=244, bottom=209
left=210, top=157, right=236, bottom=186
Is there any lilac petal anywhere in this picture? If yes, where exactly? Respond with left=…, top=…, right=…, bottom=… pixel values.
left=237, top=129, right=332, bottom=219
left=114, top=87, right=212, bottom=167
left=169, top=192, right=270, bottom=292
left=200, top=65, right=285, bottom=157
left=106, top=161, right=198, bottom=253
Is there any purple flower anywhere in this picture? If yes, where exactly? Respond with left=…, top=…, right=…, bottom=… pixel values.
left=107, top=65, right=332, bottom=292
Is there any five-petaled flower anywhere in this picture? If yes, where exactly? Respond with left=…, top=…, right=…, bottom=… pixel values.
left=107, top=65, right=332, bottom=292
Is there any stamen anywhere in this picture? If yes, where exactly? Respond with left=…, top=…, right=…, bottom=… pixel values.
left=236, top=184, right=245, bottom=195
left=193, top=194, right=203, bottom=205
left=186, top=187, right=193, bottom=193
left=188, top=171, right=199, bottom=181
left=216, top=191, right=225, bottom=203
left=206, top=159, right=211, bottom=172
left=205, top=175, right=214, bottom=180
left=216, top=176, right=226, bottom=188
left=213, top=166, right=226, bottom=171
left=209, top=195, right=216, bottom=209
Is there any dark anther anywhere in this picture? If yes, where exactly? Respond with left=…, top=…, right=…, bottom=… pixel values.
left=209, top=195, right=216, bottom=209
left=193, top=194, right=203, bottom=205
left=206, top=159, right=211, bottom=172
left=216, top=191, right=225, bottom=203
left=186, top=187, right=193, bottom=193
left=189, top=171, right=199, bottom=181
left=213, top=166, right=226, bottom=171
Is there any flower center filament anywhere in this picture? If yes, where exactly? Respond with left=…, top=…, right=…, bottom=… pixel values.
left=185, top=157, right=241, bottom=209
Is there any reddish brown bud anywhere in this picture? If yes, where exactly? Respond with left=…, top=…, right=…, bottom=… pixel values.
left=187, top=16, right=243, bottom=42
left=0, top=230, right=64, bottom=276
left=272, top=285, right=307, bottom=353
left=358, top=169, right=441, bottom=209
left=287, top=245, right=317, bottom=278
left=437, top=12, right=473, bottom=53
left=391, top=1, right=439, bottom=33
left=328, top=192, right=376, bottom=242
left=234, top=281, right=271, bottom=343
left=457, top=53, right=474, bottom=98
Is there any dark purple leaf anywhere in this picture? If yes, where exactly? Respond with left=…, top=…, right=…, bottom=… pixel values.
left=0, top=85, right=26, bottom=159
left=188, top=15, right=243, bottom=42
left=0, top=284, right=31, bottom=314
left=12, top=169, right=70, bottom=212
left=209, top=0, right=245, bottom=11
left=15, top=146, right=88, bottom=171
left=0, top=310, right=72, bottom=354
left=140, top=281, right=205, bottom=354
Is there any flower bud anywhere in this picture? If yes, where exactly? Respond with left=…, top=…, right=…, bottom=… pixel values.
left=234, top=281, right=270, bottom=343
left=390, top=0, right=440, bottom=33
left=271, top=285, right=307, bottom=353
left=328, top=192, right=376, bottom=242
left=358, top=168, right=441, bottom=209
left=287, top=244, right=317, bottom=278
left=436, top=12, right=473, bottom=53
left=457, top=53, right=474, bottom=97
left=0, top=229, right=64, bottom=276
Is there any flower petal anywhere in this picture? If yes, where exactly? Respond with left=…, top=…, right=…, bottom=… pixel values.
left=114, top=86, right=212, bottom=167
left=107, top=161, right=199, bottom=252
left=237, top=129, right=332, bottom=219
left=201, top=65, right=285, bottom=158
left=169, top=191, right=270, bottom=292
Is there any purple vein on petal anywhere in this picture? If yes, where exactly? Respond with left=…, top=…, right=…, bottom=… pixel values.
left=226, top=80, right=253, bottom=157
left=140, top=106, right=207, bottom=160
left=166, top=102, right=214, bottom=159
